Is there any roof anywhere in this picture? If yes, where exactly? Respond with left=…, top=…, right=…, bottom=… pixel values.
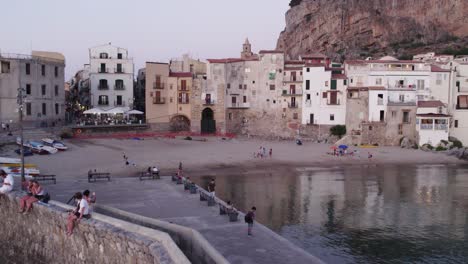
left=331, top=74, right=347, bottom=79
left=146, top=61, right=168, bottom=65
left=284, top=67, right=303, bottom=71
left=206, top=58, right=259, bottom=64
left=285, top=60, right=304, bottom=65
left=305, top=63, right=326, bottom=67
left=347, top=87, right=369, bottom=91
left=416, top=113, right=450, bottom=117
left=431, top=65, right=451, bottom=72
left=345, top=60, right=423, bottom=65
left=368, top=86, right=386, bottom=90
left=302, top=53, right=327, bottom=59
left=259, top=50, right=283, bottom=54
left=169, top=72, right=192, bottom=78
left=417, top=100, right=445, bottom=108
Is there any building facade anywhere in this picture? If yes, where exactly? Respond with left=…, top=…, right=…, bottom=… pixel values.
left=88, top=44, right=134, bottom=109
left=0, top=51, right=66, bottom=128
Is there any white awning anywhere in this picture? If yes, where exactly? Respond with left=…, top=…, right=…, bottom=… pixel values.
left=126, top=110, right=144, bottom=115
left=83, top=108, right=106, bottom=114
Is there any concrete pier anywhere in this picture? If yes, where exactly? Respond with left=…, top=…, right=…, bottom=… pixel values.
left=45, top=176, right=324, bottom=264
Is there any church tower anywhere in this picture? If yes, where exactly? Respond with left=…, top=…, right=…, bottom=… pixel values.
left=241, top=38, right=254, bottom=59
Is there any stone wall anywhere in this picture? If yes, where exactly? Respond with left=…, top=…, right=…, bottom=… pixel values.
left=0, top=193, right=188, bottom=264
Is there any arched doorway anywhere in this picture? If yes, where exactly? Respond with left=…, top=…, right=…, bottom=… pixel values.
left=170, top=115, right=190, bottom=132
left=201, top=108, right=216, bottom=134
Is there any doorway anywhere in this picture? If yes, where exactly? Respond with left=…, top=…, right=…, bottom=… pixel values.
left=201, top=108, right=216, bottom=134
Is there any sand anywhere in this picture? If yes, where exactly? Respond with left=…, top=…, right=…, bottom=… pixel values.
left=1, top=137, right=464, bottom=179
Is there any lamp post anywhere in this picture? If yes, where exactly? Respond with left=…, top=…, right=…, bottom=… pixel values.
left=17, top=87, right=26, bottom=182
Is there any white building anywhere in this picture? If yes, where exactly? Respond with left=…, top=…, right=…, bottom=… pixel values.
left=302, top=59, right=347, bottom=125
left=88, top=44, right=134, bottom=109
left=450, top=61, right=468, bottom=144
left=416, top=101, right=450, bottom=146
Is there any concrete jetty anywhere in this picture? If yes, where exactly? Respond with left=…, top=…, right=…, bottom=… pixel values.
left=45, top=176, right=324, bottom=264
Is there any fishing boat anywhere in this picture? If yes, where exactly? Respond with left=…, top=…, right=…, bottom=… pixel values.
left=29, top=141, right=58, bottom=154
left=42, top=138, right=68, bottom=151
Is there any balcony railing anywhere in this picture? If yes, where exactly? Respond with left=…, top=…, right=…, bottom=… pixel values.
left=282, top=90, right=303, bottom=96
left=327, top=99, right=341, bottom=105
left=114, top=101, right=126, bottom=107
left=387, top=100, right=416, bottom=106
left=203, top=99, right=215, bottom=105
left=178, top=100, right=190, bottom=104
left=98, top=68, right=109, bottom=73
left=114, top=85, right=125, bottom=90
left=284, top=77, right=303, bottom=82
left=388, top=84, right=416, bottom=90
left=435, top=124, right=447, bottom=130
left=288, top=102, right=299, bottom=108
left=420, top=124, right=433, bottom=130
left=153, top=82, right=165, bottom=89
left=153, top=97, right=166, bottom=104
left=228, top=102, right=249, bottom=109
left=98, top=84, right=109, bottom=90
left=114, top=68, right=125, bottom=73
left=178, top=86, right=190, bottom=91
left=98, top=101, right=109, bottom=106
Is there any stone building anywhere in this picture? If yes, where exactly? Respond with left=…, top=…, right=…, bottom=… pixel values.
left=144, top=62, right=194, bottom=131
left=134, top=68, right=146, bottom=113
left=88, top=43, right=134, bottom=109
left=67, top=67, right=90, bottom=123
left=0, top=51, right=65, bottom=128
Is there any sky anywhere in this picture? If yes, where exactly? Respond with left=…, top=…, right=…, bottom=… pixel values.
left=1, top=0, right=289, bottom=79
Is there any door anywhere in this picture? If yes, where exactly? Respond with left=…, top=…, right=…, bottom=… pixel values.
left=291, top=71, right=296, bottom=82
left=291, top=97, right=296, bottom=107
left=310, top=114, right=314, bottom=124
left=330, top=91, right=337, bottom=105
left=380, top=110, right=385, bottom=122
left=201, top=108, right=216, bottom=134
left=290, top=85, right=296, bottom=95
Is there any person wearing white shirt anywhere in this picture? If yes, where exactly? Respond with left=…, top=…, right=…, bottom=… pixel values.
left=66, top=192, right=91, bottom=236
left=0, top=169, right=14, bottom=194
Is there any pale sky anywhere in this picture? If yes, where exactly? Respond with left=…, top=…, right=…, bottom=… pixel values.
left=1, top=0, right=288, bottom=79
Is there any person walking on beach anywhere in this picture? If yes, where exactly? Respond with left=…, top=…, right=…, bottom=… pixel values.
left=368, top=152, right=373, bottom=161
left=269, top=148, right=272, bottom=158
left=245, top=206, right=256, bottom=236
left=208, top=178, right=216, bottom=197
left=1, top=122, right=5, bottom=131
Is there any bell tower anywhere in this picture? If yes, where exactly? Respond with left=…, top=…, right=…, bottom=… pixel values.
left=241, top=38, right=254, bottom=59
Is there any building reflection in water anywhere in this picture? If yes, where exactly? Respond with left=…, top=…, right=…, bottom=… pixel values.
left=194, top=164, right=468, bottom=263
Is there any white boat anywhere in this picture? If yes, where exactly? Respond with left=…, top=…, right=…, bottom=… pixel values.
left=29, top=141, right=58, bottom=154
left=0, top=157, right=21, bottom=164
left=16, top=137, right=31, bottom=147
left=42, top=138, right=68, bottom=151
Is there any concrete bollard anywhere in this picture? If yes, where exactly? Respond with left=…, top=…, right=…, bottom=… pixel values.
left=207, top=197, right=216, bottom=206
left=228, top=211, right=239, bottom=222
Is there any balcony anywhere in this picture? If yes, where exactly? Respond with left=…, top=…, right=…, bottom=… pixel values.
left=228, top=102, right=249, bottom=109
left=114, top=68, right=125, bottom=74
left=455, top=105, right=468, bottom=110
left=98, top=84, right=109, bottom=90
left=153, top=97, right=166, bottom=104
left=98, top=68, right=109, bottom=73
left=388, top=84, right=416, bottom=90
left=420, top=124, right=434, bottom=130
left=179, top=100, right=190, bottom=105
left=178, top=86, right=190, bottom=91
left=327, top=99, right=341, bottom=105
left=203, top=99, right=215, bottom=105
left=98, top=101, right=109, bottom=106
left=282, top=90, right=303, bottom=96
left=435, top=124, right=448, bottom=130
left=114, top=101, right=126, bottom=107
left=153, top=82, right=165, bottom=89
left=114, top=85, right=125, bottom=90
left=288, top=102, right=299, bottom=108
left=284, top=77, right=303, bottom=83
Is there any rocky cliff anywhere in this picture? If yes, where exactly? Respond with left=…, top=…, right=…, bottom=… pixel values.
left=277, top=0, right=468, bottom=60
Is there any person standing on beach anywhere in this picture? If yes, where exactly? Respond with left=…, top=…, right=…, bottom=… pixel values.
left=245, top=206, right=256, bottom=236
left=368, top=152, right=373, bottom=161
left=269, top=148, right=272, bottom=158
left=208, top=179, right=216, bottom=197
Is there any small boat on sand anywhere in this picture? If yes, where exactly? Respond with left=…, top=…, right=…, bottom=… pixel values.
left=29, top=141, right=58, bottom=154
left=42, top=138, right=68, bottom=151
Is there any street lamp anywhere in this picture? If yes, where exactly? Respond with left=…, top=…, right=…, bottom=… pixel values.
left=17, top=87, right=26, bottom=183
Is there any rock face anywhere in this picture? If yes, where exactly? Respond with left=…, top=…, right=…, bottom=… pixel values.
left=277, top=0, right=468, bottom=60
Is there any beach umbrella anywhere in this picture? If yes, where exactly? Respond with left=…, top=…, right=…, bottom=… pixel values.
left=126, top=109, right=144, bottom=115
left=83, top=108, right=105, bottom=115
left=338, top=145, right=348, bottom=149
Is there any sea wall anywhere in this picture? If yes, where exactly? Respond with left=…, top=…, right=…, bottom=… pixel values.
left=0, top=192, right=189, bottom=264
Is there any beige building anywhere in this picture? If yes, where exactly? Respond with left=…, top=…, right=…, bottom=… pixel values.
left=145, top=62, right=193, bottom=131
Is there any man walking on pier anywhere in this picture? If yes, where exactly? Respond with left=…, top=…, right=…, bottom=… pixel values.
left=245, top=206, right=256, bottom=236
left=208, top=178, right=216, bottom=197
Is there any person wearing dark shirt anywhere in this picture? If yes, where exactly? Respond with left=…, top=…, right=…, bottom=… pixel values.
left=208, top=179, right=216, bottom=197
left=245, top=206, right=256, bottom=236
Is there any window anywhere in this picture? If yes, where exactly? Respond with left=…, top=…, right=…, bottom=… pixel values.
left=369, top=126, right=373, bottom=131
left=239, top=84, right=243, bottom=89
left=99, top=79, right=108, bottom=89
left=1, top=61, right=10, bottom=73
left=115, top=79, right=124, bottom=90
left=436, top=74, right=442, bottom=85
left=391, top=111, right=396, bottom=118
left=252, top=80, right=255, bottom=84
left=417, top=80, right=425, bottom=90
left=307, top=68, right=310, bottom=72
left=99, top=63, right=106, bottom=73
left=293, top=113, right=298, bottom=120
left=457, top=95, right=468, bottom=109
left=417, top=95, right=424, bottom=100
left=42, top=103, right=47, bottom=115
left=98, top=95, right=109, bottom=105
left=344, top=79, right=347, bottom=85
left=306, top=80, right=310, bottom=90
left=178, top=92, right=189, bottom=104
left=227, top=83, right=231, bottom=89
left=331, top=80, right=337, bottom=90
left=403, top=111, right=410, bottom=123
left=116, top=95, right=123, bottom=106
left=350, top=78, right=353, bottom=84
left=41, top=85, right=46, bottom=96
left=54, top=85, right=59, bottom=96
left=99, top=53, right=108, bottom=59
left=399, top=94, right=405, bottom=102
left=306, top=94, right=311, bottom=100
left=398, top=124, right=403, bottom=135
left=54, top=66, right=58, bottom=77
left=244, top=84, right=247, bottom=90
left=325, top=81, right=329, bottom=87
left=180, top=80, right=187, bottom=91
left=375, top=78, right=382, bottom=85
left=41, top=65, right=45, bottom=76
left=228, top=113, right=232, bottom=120
left=26, top=63, right=30, bottom=75
left=116, top=64, right=123, bottom=73
left=455, top=120, right=458, bottom=128
left=26, top=84, right=31, bottom=95
left=322, top=92, right=327, bottom=99
left=270, top=84, right=275, bottom=90
left=26, top=103, right=32, bottom=116
left=117, top=53, right=123, bottom=59
left=380, top=110, right=385, bottom=122
left=243, top=96, right=247, bottom=103
left=330, top=114, right=335, bottom=121
left=55, top=103, right=59, bottom=115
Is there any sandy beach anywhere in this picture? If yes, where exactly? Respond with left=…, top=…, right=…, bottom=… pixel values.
left=1, top=137, right=464, bottom=179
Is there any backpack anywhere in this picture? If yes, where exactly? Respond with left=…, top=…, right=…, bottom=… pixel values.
left=244, top=212, right=253, bottom=223
left=41, top=193, right=51, bottom=204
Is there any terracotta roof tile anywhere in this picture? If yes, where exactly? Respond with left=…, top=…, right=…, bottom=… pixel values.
left=259, top=50, right=284, bottom=54
left=417, top=100, right=445, bottom=108
left=430, top=65, right=451, bottom=72
left=169, top=72, right=192, bottom=78
left=331, top=74, right=347, bottom=79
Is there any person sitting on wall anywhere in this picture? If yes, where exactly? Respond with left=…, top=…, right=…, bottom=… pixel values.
left=67, top=192, right=90, bottom=236
left=18, top=180, right=45, bottom=213
left=0, top=169, right=14, bottom=195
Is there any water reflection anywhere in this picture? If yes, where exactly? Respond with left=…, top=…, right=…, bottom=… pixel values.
left=194, top=165, right=468, bottom=263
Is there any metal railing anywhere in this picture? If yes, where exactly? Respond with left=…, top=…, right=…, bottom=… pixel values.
left=203, top=99, right=215, bottom=105
left=98, top=68, right=109, bottom=73
left=178, top=85, right=190, bottom=91
left=327, top=99, right=341, bottom=105
left=153, top=97, right=166, bottom=104
left=288, top=102, right=299, bottom=108
left=114, top=101, right=126, bottom=106
left=114, top=68, right=125, bottom=73
left=153, top=82, right=165, bottom=89
left=228, top=102, right=249, bottom=108
left=98, top=84, right=109, bottom=90
left=435, top=124, right=447, bottom=130
left=420, top=124, right=433, bottom=130
left=114, top=85, right=125, bottom=90
left=98, top=101, right=109, bottom=106
left=282, top=90, right=303, bottom=96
